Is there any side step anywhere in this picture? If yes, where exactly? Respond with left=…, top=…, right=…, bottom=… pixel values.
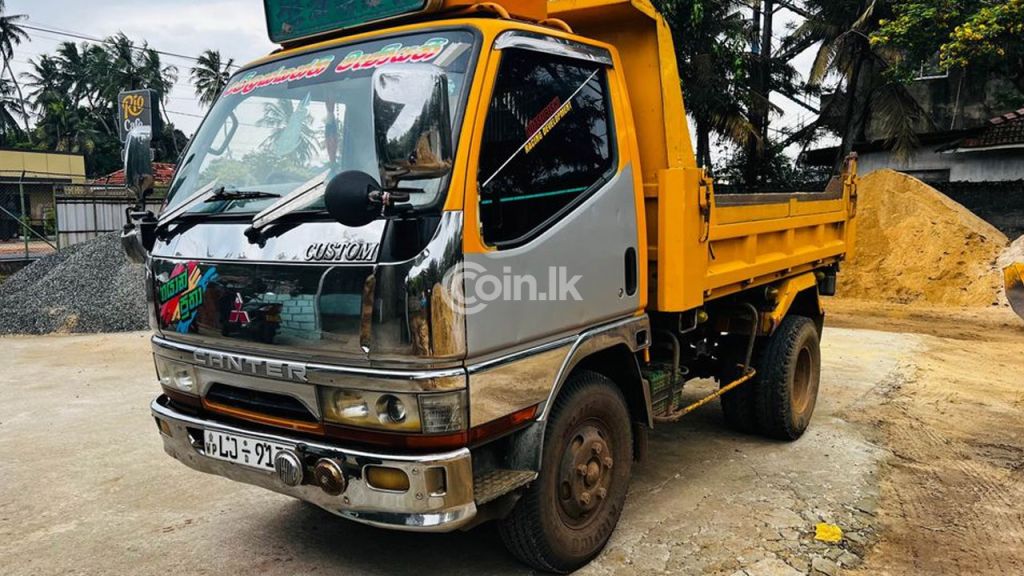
left=474, top=469, right=537, bottom=505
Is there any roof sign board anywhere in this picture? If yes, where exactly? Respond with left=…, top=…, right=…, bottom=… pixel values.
left=264, top=0, right=436, bottom=45
left=118, top=89, right=160, bottom=142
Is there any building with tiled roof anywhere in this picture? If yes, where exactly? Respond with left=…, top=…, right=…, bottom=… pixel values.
left=88, top=163, right=177, bottom=187
left=959, top=109, right=1024, bottom=152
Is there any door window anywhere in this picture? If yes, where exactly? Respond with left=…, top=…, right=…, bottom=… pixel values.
left=477, top=50, right=613, bottom=246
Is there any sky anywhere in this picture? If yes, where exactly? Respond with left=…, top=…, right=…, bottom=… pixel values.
left=7, top=1, right=826, bottom=162
left=7, top=0, right=277, bottom=135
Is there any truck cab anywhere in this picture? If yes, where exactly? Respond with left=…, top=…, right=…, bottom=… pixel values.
left=122, top=1, right=855, bottom=572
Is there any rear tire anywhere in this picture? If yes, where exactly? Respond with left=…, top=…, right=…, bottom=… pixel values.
left=499, top=370, right=633, bottom=573
left=754, top=315, right=821, bottom=440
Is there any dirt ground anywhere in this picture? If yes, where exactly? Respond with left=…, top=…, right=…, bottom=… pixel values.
left=1, top=306, right=1022, bottom=575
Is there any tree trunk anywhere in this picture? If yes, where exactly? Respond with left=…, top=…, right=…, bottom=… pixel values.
left=4, top=60, right=32, bottom=142
left=745, top=0, right=764, bottom=189
left=836, top=51, right=871, bottom=174
left=696, top=118, right=712, bottom=169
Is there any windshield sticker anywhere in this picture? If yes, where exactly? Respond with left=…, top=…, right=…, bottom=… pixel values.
left=525, top=101, right=573, bottom=154
left=225, top=55, right=336, bottom=96
left=159, top=262, right=219, bottom=334
left=335, top=37, right=449, bottom=73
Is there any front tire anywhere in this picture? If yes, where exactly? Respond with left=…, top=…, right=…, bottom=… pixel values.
left=499, top=370, right=633, bottom=573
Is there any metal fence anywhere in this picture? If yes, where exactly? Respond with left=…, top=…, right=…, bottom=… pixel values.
left=56, top=184, right=164, bottom=247
left=0, top=179, right=164, bottom=262
left=0, top=179, right=60, bottom=262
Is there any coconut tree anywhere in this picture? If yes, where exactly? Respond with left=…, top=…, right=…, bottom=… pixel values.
left=0, top=76, right=23, bottom=144
left=0, top=0, right=31, bottom=137
left=655, top=0, right=756, bottom=169
left=257, top=98, right=319, bottom=167
left=787, top=0, right=932, bottom=167
left=191, top=49, right=235, bottom=109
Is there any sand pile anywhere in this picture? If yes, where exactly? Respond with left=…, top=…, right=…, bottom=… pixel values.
left=837, top=170, right=1009, bottom=307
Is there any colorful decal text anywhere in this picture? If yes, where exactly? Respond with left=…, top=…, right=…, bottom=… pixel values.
left=526, top=101, right=573, bottom=154
left=225, top=56, right=336, bottom=96
left=159, top=262, right=219, bottom=334
left=335, top=38, right=449, bottom=73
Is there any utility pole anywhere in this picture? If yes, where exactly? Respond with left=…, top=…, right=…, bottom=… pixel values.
left=744, top=0, right=776, bottom=190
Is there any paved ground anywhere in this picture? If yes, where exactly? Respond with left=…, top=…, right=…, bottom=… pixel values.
left=1, top=311, right=1022, bottom=575
left=0, top=239, right=55, bottom=260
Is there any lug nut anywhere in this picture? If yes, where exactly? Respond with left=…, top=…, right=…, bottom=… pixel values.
left=603, top=456, right=614, bottom=469
left=576, top=464, right=589, bottom=477
left=580, top=492, right=592, bottom=505
left=592, top=444, right=603, bottom=456
left=596, top=487, right=608, bottom=500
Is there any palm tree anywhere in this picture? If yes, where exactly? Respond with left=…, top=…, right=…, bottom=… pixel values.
left=191, top=49, right=234, bottom=109
left=656, top=0, right=756, bottom=169
left=788, top=0, right=932, bottom=167
left=257, top=98, right=319, bottom=166
left=0, top=0, right=31, bottom=137
left=22, top=54, right=63, bottom=107
left=0, top=77, right=23, bottom=144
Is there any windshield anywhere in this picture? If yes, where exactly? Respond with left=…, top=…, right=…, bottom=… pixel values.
left=165, top=30, right=477, bottom=216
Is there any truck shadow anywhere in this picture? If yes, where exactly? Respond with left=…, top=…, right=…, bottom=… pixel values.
left=257, top=391, right=771, bottom=575
left=264, top=501, right=527, bottom=575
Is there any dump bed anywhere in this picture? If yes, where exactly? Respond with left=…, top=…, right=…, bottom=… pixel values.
left=551, top=0, right=856, bottom=313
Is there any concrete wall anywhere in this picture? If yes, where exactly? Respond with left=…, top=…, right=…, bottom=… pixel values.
left=858, top=148, right=1024, bottom=183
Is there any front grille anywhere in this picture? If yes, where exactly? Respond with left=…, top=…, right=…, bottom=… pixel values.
left=206, top=384, right=317, bottom=423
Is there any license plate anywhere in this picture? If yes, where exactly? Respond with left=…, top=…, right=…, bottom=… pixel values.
left=204, top=430, right=292, bottom=471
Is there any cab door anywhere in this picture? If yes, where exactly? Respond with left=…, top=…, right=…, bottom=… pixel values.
left=461, top=32, right=641, bottom=358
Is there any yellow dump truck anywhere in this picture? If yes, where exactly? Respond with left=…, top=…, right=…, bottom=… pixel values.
left=120, top=0, right=856, bottom=571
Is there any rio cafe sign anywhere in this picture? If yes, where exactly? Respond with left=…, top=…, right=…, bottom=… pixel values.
left=118, top=89, right=161, bottom=141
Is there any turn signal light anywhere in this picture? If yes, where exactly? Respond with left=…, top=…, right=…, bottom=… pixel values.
left=365, top=466, right=410, bottom=492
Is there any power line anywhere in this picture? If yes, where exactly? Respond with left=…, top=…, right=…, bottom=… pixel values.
left=20, top=22, right=239, bottom=70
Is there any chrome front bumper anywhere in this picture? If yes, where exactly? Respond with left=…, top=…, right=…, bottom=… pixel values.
left=151, top=395, right=477, bottom=532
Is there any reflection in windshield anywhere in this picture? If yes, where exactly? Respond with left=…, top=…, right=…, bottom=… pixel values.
left=166, top=31, right=475, bottom=217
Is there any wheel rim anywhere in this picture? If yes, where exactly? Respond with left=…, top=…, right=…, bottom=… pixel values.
left=556, top=419, right=615, bottom=529
left=792, top=346, right=813, bottom=414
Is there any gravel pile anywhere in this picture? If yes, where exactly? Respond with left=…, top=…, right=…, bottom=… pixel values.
left=0, top=233, right=148, bottom=334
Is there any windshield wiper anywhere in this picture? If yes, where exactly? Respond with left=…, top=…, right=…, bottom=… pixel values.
left=156, top=180, right=223, bottom=231
left=205, top=189, right=281, bottom=203
left=245, top=171, right=330, bottom=243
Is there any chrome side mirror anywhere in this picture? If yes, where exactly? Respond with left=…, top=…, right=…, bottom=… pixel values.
left=121, top=225, right=148, bottom=264
left=372, top=64, right=454, bottom=189
left=121, top=126, right=157, bottom=263
left=124, top=126, right=155, bottom=203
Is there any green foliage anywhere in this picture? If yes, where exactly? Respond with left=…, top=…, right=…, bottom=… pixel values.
left=191, top=50, right=234, bottom=109
left=15, top=33, right=183, bottom=177
left=873, top=0, right=1024, bottom=90
left=653, top=0, right=754, bottom=168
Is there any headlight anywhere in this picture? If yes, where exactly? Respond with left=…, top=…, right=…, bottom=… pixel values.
left=321, top=388, right=421, bottom=432
left=154, top=355, right=197, bottom=394
left=320, top=388, right=467, bottom=434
